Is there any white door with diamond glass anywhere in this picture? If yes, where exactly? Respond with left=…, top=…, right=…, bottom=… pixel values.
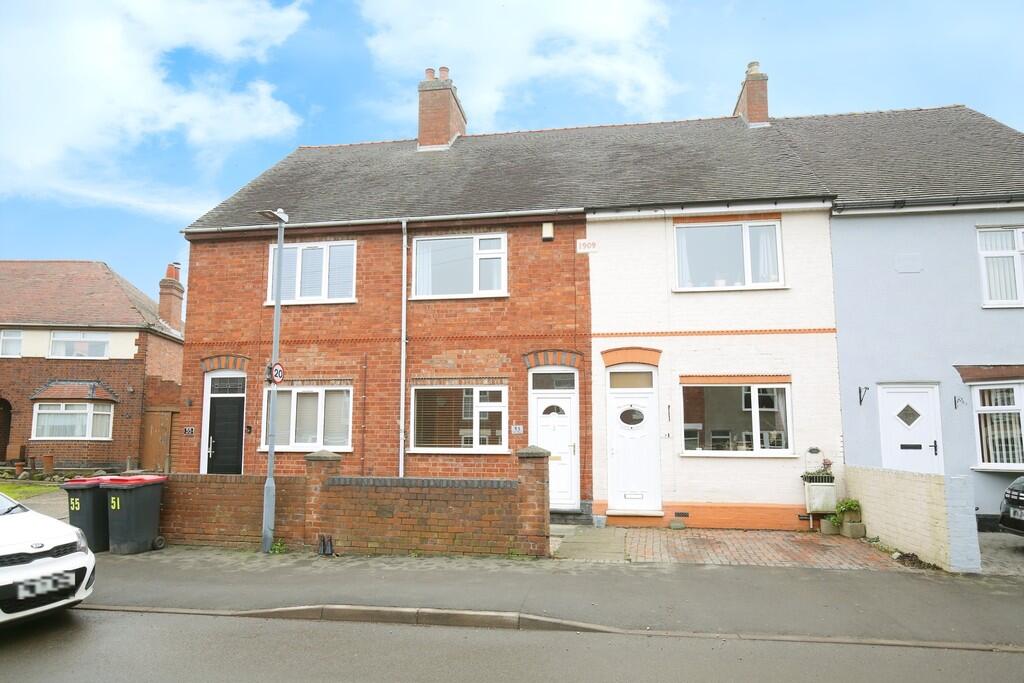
left=607, top=367, right=662, bottom=513
left=529, top=369, right=579, bottom=511
left=878, top=384, right=943, bottom=474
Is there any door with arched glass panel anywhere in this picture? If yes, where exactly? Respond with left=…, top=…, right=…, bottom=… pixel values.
left=529, top=369, right=579, bottom=511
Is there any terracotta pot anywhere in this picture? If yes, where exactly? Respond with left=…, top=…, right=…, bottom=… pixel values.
left=42, top=454, right=54, bottom=474
left=14, top=461, right=24, bottom=476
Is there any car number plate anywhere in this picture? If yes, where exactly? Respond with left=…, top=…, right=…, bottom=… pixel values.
left=1011, top=507, right=1024, bottom=521
left=17, top=571, right=76, bottom=600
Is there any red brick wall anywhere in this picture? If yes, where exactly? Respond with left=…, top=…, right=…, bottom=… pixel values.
left=177, top=217, right=591, bottom=505
left=144, top=332, right=183, bottom=384
left=159, top=451, right=549, bottom=556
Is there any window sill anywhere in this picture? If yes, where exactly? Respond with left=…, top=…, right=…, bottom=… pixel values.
left=258, top=446, right=353, bottom=453
left=680, top=450, right=798, bottom=459
left=46, top=356, right=110, bottom=361
left=0, top=355, right=21, bottom=359
left=981, top=303, right=1024, bottom=309
left=406, top=448, right=512, bottom=456
left=30, top=437, right=112, bottom=442
left=263, top=299, right=357, bottom=307
left=972, top=464, right=1024, bottom=473
left=409, top=293, right=509, bottom=301
left=672, top=284, right=789, bottom=293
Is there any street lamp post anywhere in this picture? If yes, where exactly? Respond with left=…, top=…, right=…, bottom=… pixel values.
left=258, top=208, right=289, bottom=553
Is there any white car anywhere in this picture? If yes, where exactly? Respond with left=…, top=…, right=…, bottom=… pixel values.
left=0, top=491, right=95, bottom=624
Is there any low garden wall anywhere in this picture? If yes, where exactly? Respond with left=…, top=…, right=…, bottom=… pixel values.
left=160, top=447, right=549, bottom=557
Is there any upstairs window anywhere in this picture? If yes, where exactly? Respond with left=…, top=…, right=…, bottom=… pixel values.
left=0, top=329, right=22, bottom=357
left=33, top=402, right=112, bottom=440
left=675, top=221, right=783, bottom=290
left=268, top=241, right=357, bottom=304
left=978, top=228, right=1023, bottom=306
left=413, top=234, right=507, bottom=298
left=50, top=331, right=109, bottom=359
left=973, top=384, right=1023, bottom=467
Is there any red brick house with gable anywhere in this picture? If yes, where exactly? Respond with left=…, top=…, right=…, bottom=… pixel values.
left=0, top=261, right=184, bottom=471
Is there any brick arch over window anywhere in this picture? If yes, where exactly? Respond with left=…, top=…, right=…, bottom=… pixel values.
left=601, top=347, right=662, bottom=367
left=522, top=349, right=583, bottom=369
left=200, top=354, right=250, bottom=373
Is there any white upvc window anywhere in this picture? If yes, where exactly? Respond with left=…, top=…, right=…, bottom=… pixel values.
left=0, top=329, right=22, bottom=357
left=978, top=227, right=1024, bottom=307
left=681, top=384, right=793, bottom=455
left=261, top=386, right=353, bottom=451
left=973, top=383, right=1023, bottom=468
left=410, top=386, right=508, bottom=453
left=412, top=234, right=508, bottom=299
left=49, top=331, right=110, bottom=359
left=675, top=221, right=784, bottom=291
left=32, top=402, right=113, bottom=440
left=267, top=240, right=357, bottom=305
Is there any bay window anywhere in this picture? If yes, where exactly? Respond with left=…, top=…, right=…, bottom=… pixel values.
left=978, top=227, right=1023, bottom=306
left=267, top=240, right=357, bottom=304
left=261, top=386, right=353, bottom=451
left=973, top=384, right=1023, bottom=467
left=675, top=221, right=783, bottom=290
left=33, top=402, right=113, bottom=440
left=413, top=234, right=507, bottom=298
left=411, top=386, right=508, bottom=452
left=681, top=384, right=791, bottom=454
left=50, top=331, right=109, bottom=359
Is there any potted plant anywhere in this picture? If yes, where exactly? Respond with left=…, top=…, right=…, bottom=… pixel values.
left=820, top=514, right=841, bottom=535
left=835, top=498, right=865, bottom=538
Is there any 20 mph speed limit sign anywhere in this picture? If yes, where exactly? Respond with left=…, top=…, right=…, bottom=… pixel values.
left=270, top=362, right=285, bottom=384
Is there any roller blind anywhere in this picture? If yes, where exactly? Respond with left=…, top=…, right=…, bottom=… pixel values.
left=294, top=392, right=319, bottom=443
left=323, top=390, right=351, bottom=446
left=328, top=244, right=355, bottom=299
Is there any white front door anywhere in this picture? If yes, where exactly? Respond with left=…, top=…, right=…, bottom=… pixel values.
left=878, top=384, right=943, bottom=474
left=532, top=393, right=578, bottom=510
left=607, top=368, right=662, bottom=512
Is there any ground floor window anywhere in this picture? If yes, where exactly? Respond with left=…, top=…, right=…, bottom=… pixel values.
left=681, top=384, right=791, bottom=453
left=261, top=386, right=352, bottom=451
left=32, top=402, right=113, bottom=440
left=974, top=383, right=1023, bottom=465
left=411, top=386, right=508, bottom=452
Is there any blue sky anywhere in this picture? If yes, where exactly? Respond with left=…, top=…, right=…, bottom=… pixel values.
left=2, top=0, right=1022, bottom=299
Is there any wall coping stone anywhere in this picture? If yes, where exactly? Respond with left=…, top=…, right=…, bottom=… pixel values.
left=517, top=446, right=550, bottom=459
left=327, top=476, right=516, bottom=489
left=305, top=450, right=342, bottom=461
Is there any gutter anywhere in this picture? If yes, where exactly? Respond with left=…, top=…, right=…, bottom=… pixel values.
left=183, top=207, right=586, bottom=235
left=834, top=194, right=1024, bottom=214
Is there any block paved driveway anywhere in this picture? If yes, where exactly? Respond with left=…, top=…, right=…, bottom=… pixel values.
left=553, top=526, right=904, bottom=571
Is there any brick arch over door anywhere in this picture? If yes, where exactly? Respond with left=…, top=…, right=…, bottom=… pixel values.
left=200, top=354, right=251, bottom=373
left=601, top=346, right=662, bottom=367
left=522, top=349, right=583, bottom=369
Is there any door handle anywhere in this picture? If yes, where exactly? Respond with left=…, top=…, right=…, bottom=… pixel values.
left=569, top=443, right=576, bottom=455
left=930, top=440, right=938, bottom=456
left=208, top=436, right=216, bottom=459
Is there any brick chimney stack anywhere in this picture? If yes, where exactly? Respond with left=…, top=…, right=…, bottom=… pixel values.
left=159, top=262, right=184, bottom=332
left=418, top=65, right=467, bottom=149
left=733, top=61, right=769, bottom=126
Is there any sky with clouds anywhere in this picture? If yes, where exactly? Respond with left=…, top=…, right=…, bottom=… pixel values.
left=2, top=0, right=1022, bottom=299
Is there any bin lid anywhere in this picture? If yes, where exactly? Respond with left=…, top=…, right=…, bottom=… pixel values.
left=98, top=474, right=169, bottom=489
left=61, top=477, right=105, bottom=489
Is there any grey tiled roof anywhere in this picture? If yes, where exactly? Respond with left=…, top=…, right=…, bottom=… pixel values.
left=773, top=105, right=1024, bottom=208
left=188, top=105, right=1024, bottom=230
left=188, top=117, right=829, bottom=229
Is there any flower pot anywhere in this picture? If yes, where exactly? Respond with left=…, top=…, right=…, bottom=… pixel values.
left=14, top=461, right=24, bottom=476
left=820, top=518, right=841, bottom=535
left=842, top=510, right=862, bottom=524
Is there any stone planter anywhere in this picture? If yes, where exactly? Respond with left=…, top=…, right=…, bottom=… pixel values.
left=14, top=461, right=24, bottom=476
left=820, top=518, right=841, bottom=535
left=841, top=521, right=866, bottom=539
left=841, top=509, right=862, bottom=524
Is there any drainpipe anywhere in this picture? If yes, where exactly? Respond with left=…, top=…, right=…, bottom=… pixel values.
left=398, top=218, right=409, bottom=477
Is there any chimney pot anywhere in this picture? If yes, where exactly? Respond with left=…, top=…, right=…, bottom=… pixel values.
left=165, top=262, right=181, bottom=281
left=746, top=61, right=760, bottom=75
left=438, top=66, right=449, bottom=80
left=425, top=67, right=435, bottom=80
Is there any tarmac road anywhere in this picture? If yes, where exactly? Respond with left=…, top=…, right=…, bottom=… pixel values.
left=1, top=608, right=1021, bottom=682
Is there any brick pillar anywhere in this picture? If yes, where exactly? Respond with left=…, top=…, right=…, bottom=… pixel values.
left=515, top=446, right=550, bottom=557
left=304, top=450, right=341, bottom=548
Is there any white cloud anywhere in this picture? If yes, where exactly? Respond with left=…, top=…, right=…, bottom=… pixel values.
left=0, top=0, right=306, bottom=219
left=359, top=0, right=680, bottom=131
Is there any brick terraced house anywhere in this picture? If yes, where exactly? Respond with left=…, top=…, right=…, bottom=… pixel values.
left=177, top=63, right=1022, bottom=545
left=0, top=261, right=184, bottom=471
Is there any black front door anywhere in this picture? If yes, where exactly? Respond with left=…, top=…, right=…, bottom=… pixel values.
left=208, top=397, right=244, bottom=474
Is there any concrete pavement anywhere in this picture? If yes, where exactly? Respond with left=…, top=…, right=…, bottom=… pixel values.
left=86, top=545, right=1024, bottom=647
left=3, top=610, right=1021, bottom=682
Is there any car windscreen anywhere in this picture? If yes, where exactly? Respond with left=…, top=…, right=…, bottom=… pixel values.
left=0, top=492, right=25, bottom=514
